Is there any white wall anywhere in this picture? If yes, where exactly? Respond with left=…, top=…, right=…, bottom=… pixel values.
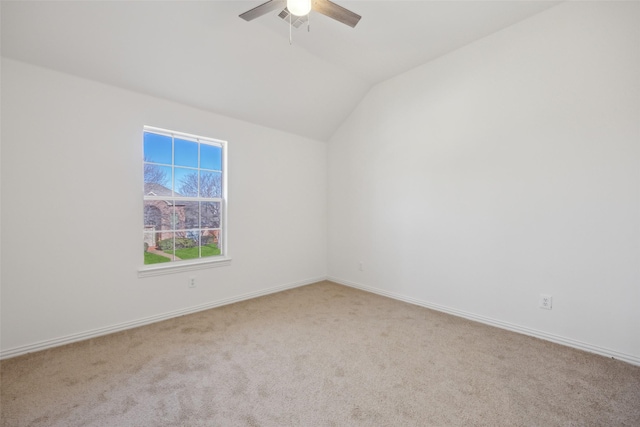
left=328, top=1, right=640, bottom=363
left=0, top=59, right=327, bottom=356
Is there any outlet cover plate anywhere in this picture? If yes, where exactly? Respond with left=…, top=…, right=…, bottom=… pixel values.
left=539, top=294, right=552, bottom=310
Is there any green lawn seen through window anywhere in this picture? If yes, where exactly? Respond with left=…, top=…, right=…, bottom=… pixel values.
left=144, top=251, right=171, bottom=264
left=166, top=244, right=221, bottom=260
left=144, top=244, right=221, bottom=265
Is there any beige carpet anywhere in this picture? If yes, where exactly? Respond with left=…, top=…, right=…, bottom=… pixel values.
left=1, top=281, right=639, bottom=426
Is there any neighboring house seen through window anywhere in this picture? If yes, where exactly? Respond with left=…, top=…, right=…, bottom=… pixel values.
left=143, top=127, right=226, bottom=266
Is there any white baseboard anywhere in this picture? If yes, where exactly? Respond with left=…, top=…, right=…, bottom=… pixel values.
left=5, top=275, right=638, bottom=367
left=0, top=276, right=325, bottom=360
left=328, top=276, right=640, bottom=367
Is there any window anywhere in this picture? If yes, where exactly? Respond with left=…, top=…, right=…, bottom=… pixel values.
left=142, top=126, right=227, bottom=271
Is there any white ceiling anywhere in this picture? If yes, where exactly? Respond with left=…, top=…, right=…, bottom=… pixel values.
left=1, top=1, right=560, bottom=141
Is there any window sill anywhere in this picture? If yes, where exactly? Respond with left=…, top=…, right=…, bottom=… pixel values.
left=138, top=257, right=232, bottom=278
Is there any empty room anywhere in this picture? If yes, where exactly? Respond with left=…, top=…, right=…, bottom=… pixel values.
left=1, top=0, right=639, bottom=425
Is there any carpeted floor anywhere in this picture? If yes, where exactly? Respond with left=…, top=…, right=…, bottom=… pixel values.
left=1, top=281, right=639, bottom=426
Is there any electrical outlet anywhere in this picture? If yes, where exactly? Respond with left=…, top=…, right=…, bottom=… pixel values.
left=188, top=277, right=196, bottom=288
left=539, top=294, right=552, bottom=310
left=359, top=262, right=363, bottom=271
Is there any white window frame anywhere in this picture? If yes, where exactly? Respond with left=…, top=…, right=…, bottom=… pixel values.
left=138, top=126, right=230, bottom=277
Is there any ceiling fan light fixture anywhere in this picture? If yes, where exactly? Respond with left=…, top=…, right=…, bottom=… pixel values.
left=287, top=0, right=311, bottom=17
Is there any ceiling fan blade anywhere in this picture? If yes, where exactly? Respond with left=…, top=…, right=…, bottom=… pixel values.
left=239, top=0, right=286, bottom=22
left=311, top=0, right=361, bottom=28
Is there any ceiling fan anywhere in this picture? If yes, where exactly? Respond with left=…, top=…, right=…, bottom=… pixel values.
left=239, top=0, right=361, bottom=28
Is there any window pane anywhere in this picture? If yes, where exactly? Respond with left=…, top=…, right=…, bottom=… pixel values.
left=144, top=132, right=172, bottom=165
left=174, top=138, right=198, bottom=168
left=144, top=232, right=172, bottom=265
left=182, top=230, right=201, bottom=247
left=200, top=230, right=221, bottom=258
left=169, top=230, right=200, bottom=260
left=200, top=171, right=222, bottom=198
left=172, top=203, right=186, bottom=230
left=144, top=201, right=174, bottom=236
left=143, top=202, right=162, bottom=230
left=155, top=232, right=178, bottom=262
left=143, top=230, right=155, bottom=249
left=144, top=164, right=172, bottom=190
left=201, top=201, right=220, bottom=229
left=174, top=167, right=198, bottom=196
left=183, top=201, right=199, bottom=229
left=200, top=144, right=222, bottom=171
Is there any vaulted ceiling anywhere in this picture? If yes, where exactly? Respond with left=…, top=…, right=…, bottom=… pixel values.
left=1, top=1, right=559, bottom=141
